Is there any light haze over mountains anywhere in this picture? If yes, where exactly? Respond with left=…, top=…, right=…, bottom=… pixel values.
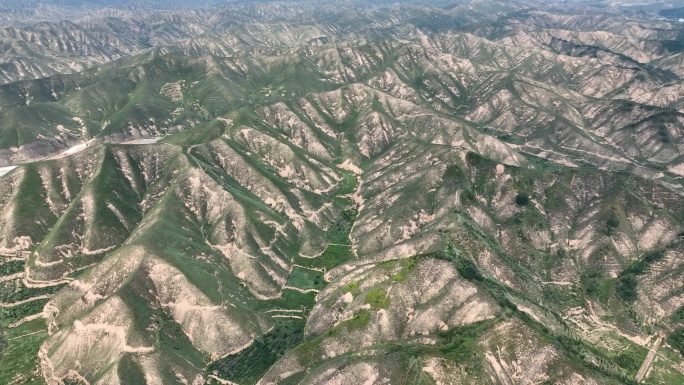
left=1, top=0, right=684, bottom=384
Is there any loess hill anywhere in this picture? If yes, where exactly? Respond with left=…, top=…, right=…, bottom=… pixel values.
left=1, top=1, right=684, bottom=384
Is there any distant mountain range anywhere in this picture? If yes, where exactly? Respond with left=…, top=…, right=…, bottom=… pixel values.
left=1, top=1, right=684, bottom=385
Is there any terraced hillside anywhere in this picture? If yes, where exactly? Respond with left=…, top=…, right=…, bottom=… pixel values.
left=1, top=0, right=684, bottom=384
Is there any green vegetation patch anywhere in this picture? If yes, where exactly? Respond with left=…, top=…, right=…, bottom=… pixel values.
left=301, top=244, right=354, bottom=271
left=580, top=270, right=604, bottom=299
left=209, top=318, right=305, bottom=385
left=615, top=274, right=638, bottom=302
left=585, top=248, right=668, bottom=304
left=342, top=281, right=360, bottom=294
left=12, top=164, right=57, bottom=239
left=465, top=151, right=494, bottom=168
left=668, top=327, right=684, bottom=356
left=435, top=243, right=642, bottom=383
left=370, top=318, right=497, bottom=380
left=542, top=284, right=585, bottom=309
left=0, top=299, right=50, bottom=327
left=286, top=267, right=325, bottom=291
left=604, top=208, right=621, bottom=236
left=325, top=208, right=357, bottom=245
left=442, top=164, right=467, bottom=189
left=118, top=354, right=146, bottom=385
left=649, top=349, right=684, bottom=385
left=295, top=309, right=371, bottom=366
left=0, top=318, right=48, bottom=385
left=337, top=171, right=359, bottom=196
left=341, top=309, right=371, bottom=331
left=598, top=280, right=615, bottom=304
left=614, top=249, right=666, bottom=303
left=613, top=345, right=648, bottom=375
left=673, top=305, right=684, bottom=322
left=0, top=277, right=61, bottom=328
left=366, top=288, right=389, bottom=309
left=391, top=257, right=418, bottom=282
left=0, top=260, right=25, bottom=277
left=295, top=336, right=323, bottom=366
left=622, top=249, right=666, bottom=277
left=439, top=319, right=494, bottom=363
left=511, top=203, right=546, bottom=229
left=254, top=290, right=316, bottom=313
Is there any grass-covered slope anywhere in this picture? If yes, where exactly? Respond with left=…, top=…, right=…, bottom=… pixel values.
left=1, top=1, right=684, bottom=384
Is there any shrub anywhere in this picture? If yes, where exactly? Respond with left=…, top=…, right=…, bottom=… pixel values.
left=668, top=327, right=684, bottom=356
left=616, top=274, right=638, bottom=302
left=465, top=151, right=484, bottom=166
left=515, top=193, right=530, bottom=206
left=615, top=347, right=646, bottom=373
left=581, top=270, right=604, bottom=298
left=622, top=249, right=665, bottom=276
left=605, top=211, right=620, bottom=236
left=673, top=305, right=684, bottom=322
left=456, top=257, right=484, bottom=282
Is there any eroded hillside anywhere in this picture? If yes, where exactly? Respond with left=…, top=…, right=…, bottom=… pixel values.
left=1, top=1, right=684, bottom=385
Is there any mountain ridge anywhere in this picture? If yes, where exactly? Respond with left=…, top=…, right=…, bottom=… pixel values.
left=1, top=1, right=684, bottom=384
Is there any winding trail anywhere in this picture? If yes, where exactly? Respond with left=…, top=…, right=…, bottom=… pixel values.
left=0, top=272, right=22, bottom=282
left=6, top=329, right=45, bottom=341
left=635, top=335, right=663, bottom=383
